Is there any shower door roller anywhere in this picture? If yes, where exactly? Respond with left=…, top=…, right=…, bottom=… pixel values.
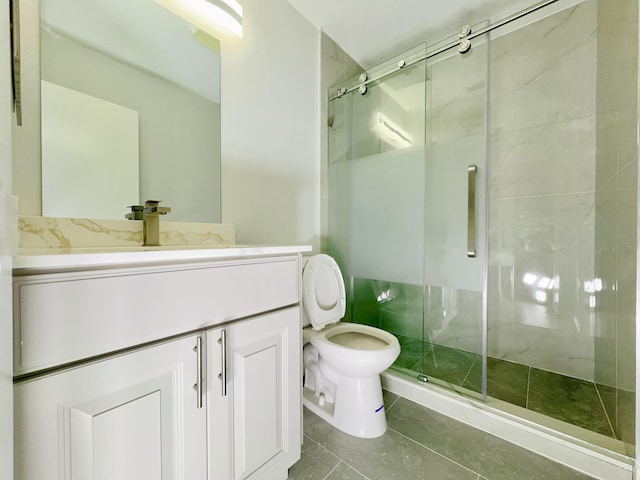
left=458, top=38, right=472, bottom=54
left=459, top=24, right=472, bottom=37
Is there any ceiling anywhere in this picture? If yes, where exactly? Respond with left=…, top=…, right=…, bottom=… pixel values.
left=286, top=0, right=554, bottom=68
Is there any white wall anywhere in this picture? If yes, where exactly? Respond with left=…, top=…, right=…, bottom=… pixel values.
left=220, top=0, right=320, bottom=250
left=0, top=0, right=13, bottom=477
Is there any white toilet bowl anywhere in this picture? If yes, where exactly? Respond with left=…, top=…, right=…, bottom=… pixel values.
left=301, top=254, right=401, bottom=438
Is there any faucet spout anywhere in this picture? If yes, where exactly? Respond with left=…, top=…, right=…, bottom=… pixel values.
left=125, top=205, right=144, bottom=220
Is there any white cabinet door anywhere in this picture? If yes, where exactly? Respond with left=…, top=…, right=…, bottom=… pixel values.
left=208, top=307, right=301, bottom=480
left=14, top=335, right=207, bottom=480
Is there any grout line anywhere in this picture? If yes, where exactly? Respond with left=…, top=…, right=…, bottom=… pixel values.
left=491, top=189, right=602, bottom=201
left=387, top=425, right=483, bottom=478
left=305, top=435, right=337, bottom=458
left=593, top=383, right=618, bottom=440
left=306, top=434, right=372, bottom=480
left=336, top=462, right=372, bottom=480
left=385, top=392, right=401, bottom=411
left=525, top=366, right=531, bottom=409
left=309, top=411, right=478, bottom=480
left=461, top=354, right=479, bottom=387
left=324, top=458, right=372, bottom=480
left=321, top=462, right=341, bottom=480
left=410, top=351, right=430, bottom=371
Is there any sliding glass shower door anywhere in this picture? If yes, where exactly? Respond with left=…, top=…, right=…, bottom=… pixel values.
left=328, top=28, right=489, bottom=398
left=420, top=29, right=489, bottom=396
left=328, top=0, right=637, bottom=456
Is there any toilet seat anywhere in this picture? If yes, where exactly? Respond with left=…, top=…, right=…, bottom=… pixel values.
left=302, top=254, right=346, bottom=330
left=301, top=255, right=401, bottom=438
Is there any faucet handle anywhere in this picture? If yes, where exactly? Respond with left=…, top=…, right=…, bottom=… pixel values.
left=125, top=205, right=144, bottom=220
left=144, top=200, right=171, bottom=215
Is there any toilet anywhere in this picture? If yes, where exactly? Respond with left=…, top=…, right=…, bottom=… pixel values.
left=301, top=254, right=401, bottom=438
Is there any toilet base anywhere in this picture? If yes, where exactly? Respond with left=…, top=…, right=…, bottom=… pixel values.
left=302, top=370, right=388, bottom=439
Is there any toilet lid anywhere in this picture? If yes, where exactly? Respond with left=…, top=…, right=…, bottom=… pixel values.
left=302, top=254, right=346, bottom=330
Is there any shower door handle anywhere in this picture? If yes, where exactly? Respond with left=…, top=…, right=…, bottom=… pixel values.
left=467, top=165, right=477, bottom=258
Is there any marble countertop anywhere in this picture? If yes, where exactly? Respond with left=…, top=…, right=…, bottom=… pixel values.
left=14, top=244, right=313, bottom=273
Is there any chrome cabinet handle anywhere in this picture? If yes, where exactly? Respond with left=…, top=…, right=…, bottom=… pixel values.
left=193, top=336, right=203, bottom=409
left=467, top=165, right=477, bottom=258
left=218, top=330, right=227, bottom=397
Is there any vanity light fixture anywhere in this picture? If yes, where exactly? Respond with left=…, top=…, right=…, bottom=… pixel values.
left=154, top=0, right=243, bottom=38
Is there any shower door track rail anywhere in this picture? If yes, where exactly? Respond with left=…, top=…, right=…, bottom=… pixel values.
left=329, top=0, right=559, bottom=100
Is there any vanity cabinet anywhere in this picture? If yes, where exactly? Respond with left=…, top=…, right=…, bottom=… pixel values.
left=208, top=307, right=301, bottom=480
left=13, top=249, right=306, bottom=480
left=14, top=334, right=208, bottom=480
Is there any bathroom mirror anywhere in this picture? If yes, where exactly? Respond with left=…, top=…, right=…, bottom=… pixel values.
left=13, top=0, right=221, bottom=223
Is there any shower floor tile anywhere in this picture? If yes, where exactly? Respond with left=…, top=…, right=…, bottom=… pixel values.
left=415, top=344, right=477, bottom=386
left=528, top=368, right=614, bottom=437
left=390, top=342, right=622, bottom=440
left=392, top=334, right=430, bottom=370
left=462, top=356, right=529, bottom=407
left=616, top=389, right=636, bottom=452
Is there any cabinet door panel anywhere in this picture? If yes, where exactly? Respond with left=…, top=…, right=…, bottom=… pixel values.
left=14, top=335, right=206, bottom=480
left=66, top=380, right=169, bottom=480
left=233, top=336, right=282, bottom=474
left=92, top=391, right=162, bottom=480
left=229, top=307, right=301, bottom=480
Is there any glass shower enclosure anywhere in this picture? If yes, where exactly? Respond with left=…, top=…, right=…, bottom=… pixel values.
left=327, top=0, right=636, bottom=458
left=328, top=29, right=489, bottom=397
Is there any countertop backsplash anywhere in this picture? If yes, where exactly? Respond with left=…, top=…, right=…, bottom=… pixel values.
left=18, top=215, right=236, bottom=251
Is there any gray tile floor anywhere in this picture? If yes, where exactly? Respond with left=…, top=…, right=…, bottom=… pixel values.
left=288, top=390, right=597, bottom=480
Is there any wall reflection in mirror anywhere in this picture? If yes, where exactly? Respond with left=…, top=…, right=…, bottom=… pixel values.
left=14, top=0, right=221, bottom=222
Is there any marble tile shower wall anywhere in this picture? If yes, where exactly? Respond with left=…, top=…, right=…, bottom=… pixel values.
left=487, top=1, right=601, bottom=381
left=321, top=33, right=363, bottom=254
left=592, top=0, right=638, bottom=448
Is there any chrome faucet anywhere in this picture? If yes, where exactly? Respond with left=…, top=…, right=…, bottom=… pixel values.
left=125, top=200, right=171, bottom=246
